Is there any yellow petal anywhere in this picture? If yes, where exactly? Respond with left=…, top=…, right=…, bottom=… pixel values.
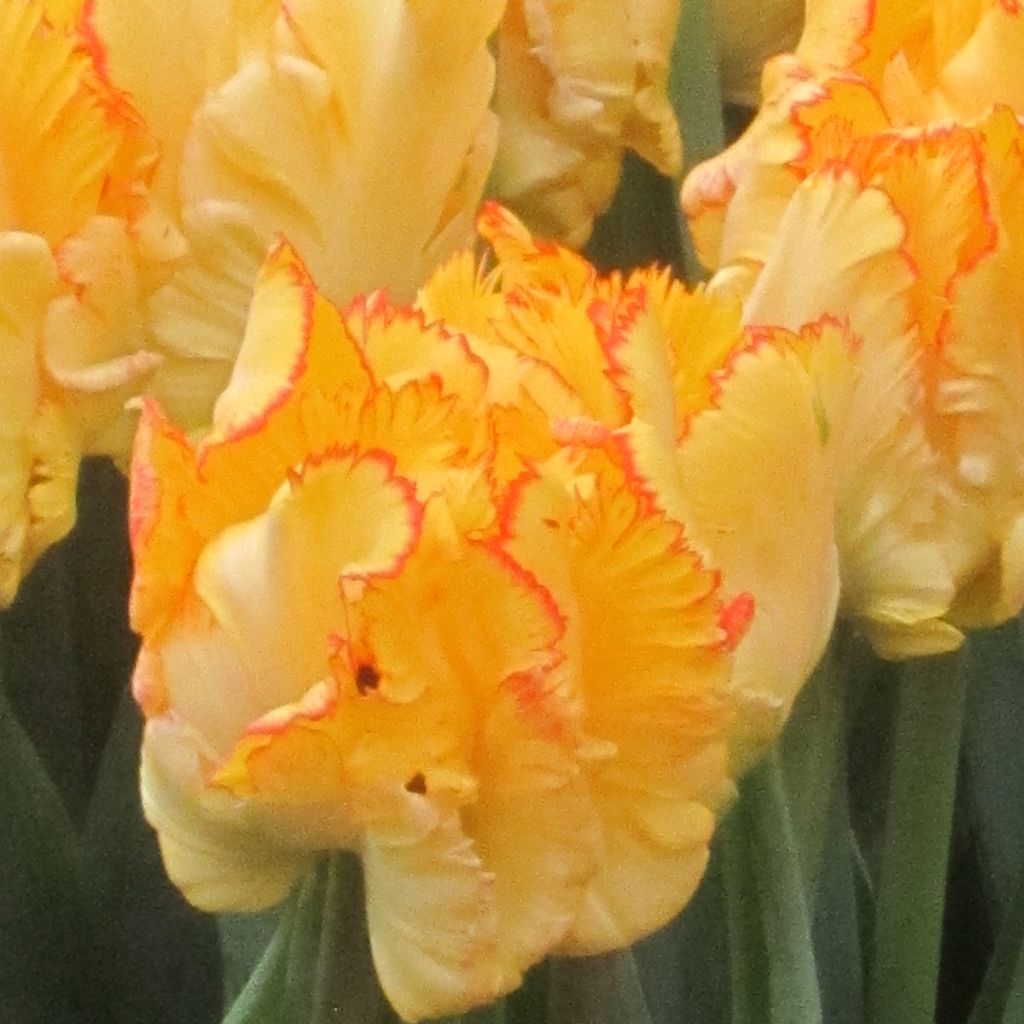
left=139, top=716, right=305, bottom=913
left=0, top=0, right=140, bottom=243
left=674, top=338, right=838, bottom=764
left=85, top=0, right=266, bottom=211
left=492, top=0, right=683, bottom=245
left=128, top=398, right=206, bottom=637
left=938, top=3, right=1024, bottom=118
left=193, top=449, right=422, bottom=724
left=466, top=683, right=599, bottom=975
left=0, top=233, right=75, bottom=605
left=344, top=292, right=488, bottom=407
left=364, top=812, right=512, bottom=1023
left=503, top=451, right=738, bottom=950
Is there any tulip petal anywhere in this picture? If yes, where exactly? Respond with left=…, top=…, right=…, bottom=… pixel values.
left=504, top=453, right=737, bottom=951
left=467, top=684, right=599, bottom=974
left=193, top=449, right=421, bottom=729
left=139, top=716, right=305, bottom=913
left=363, top=811, right=512, bottom=1023
left=673, top=340, right=839, bottom=760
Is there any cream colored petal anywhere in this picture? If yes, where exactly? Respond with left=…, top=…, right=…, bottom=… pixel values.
left=739, top=165, right=973, bottom=658
left=156, top=606, right=271, bottom=757
left=180, top=0, right=500, bottom=305
left=493, top=0, right=683, bottom=245
left=801, top=322, right=957, bottom=658
left=140, top=715, right=305, bottom=913
left=363, top=812, right=514, bottom=1023
left=743, top=167, right=913, bottom=340
left=192, top=451, right=421, bottom=738
left=675, top=341, right=838, bottom=764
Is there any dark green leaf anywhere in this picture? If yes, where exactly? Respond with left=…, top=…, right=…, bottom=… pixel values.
left=968, top=862, right=1024, bottom=1024
left=0, top=643, right=98, bottom=1022
left=963, top=621, right=1024, bottom=921
left=781, top=635, right=849, bottom=903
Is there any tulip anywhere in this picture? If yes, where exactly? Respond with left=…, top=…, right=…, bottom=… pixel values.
left=0, top=0, right=175, bottom=603
left=491, top=0, right=684, bottom=246
left=682, top=0, right=1024, bottom=654
left=131, top=229, right=757, bottom=1018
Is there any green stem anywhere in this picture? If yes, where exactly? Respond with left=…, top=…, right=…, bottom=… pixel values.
left=721, top=751, right=824, bottom=1024
left=719, top=811, right=765, bottom=1024
left=867, top=650, right=968, bottom=1024
left=311, top=855, right=383, bottom=1023
left=747, top=752, right=825, bottom=1024
left=547, top=950, right=653, bottom=1024
left=781, top=634, right=849, bottom=904
left=0, top=628, right=107, bottom=1021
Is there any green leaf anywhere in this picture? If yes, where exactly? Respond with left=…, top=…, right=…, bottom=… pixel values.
left=668, top=0, right=726, bottom=284
left=963, top=621, right=1024, bottom=922
left=219, top=910, right=283, bottom=1008
left=810, top=785, right=865, bottom=1024
left=968, top=863, right=1024, bottom=1024
left=222, top=890, right=303, bottom=1024
left=224, top=854, right=386, bottom=1024
left=669, top=0, right=725, bottom=171
left=0, top=636, right=99, bottom=1022
left=867, top=650, right=968, bottom=1024
left=634, top=855, right=730, bottom=1024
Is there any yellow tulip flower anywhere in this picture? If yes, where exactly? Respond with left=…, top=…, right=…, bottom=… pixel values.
left=130, top=232, right=760, bottom=1018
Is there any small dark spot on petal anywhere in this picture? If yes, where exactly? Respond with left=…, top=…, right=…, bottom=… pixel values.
left=405, top=772, right=427, bottom=795
left=356, top=663, right=380, bottom=694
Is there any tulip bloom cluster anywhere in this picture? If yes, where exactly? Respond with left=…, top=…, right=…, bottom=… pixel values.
left=683, top=0, right=1024, bottom=658
left=0, top=0, right=683, bottom=608
left=129, top=207, right=837, bottom=1020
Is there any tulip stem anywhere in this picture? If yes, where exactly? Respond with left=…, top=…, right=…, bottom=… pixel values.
left=547, top=949, right=653, bottom=1024
left=311, top=854, right=383, bottom=1023
left=867, top=650, right=967, bottom=1024
left=721, top=749, right=824, bottom=1024
left=781, top=634, right=849, bottom=903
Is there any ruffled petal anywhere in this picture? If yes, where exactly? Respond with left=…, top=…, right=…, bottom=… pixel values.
left=193, top=449, right=422, bottom=722
left=0, top=232, right=76, bottom=605
left=139, top=715, right=305, bottom=913
left=503, top=452, right=738, bottom=951
left=466, top=682, right=599, bottom=974
left=674, top=339, right=838, bottom=761
left=492, top=0, right=683, bottom=245
left=363, top=811, right=512, bottom=1023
